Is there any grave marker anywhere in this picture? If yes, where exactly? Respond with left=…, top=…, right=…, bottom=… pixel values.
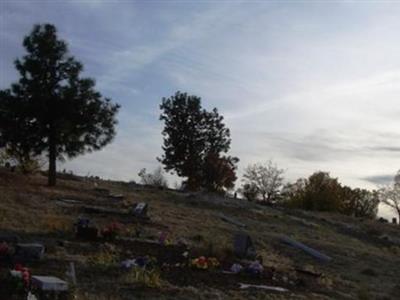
left=75, top=218, right=98, bottom=240
left=233, top=233, right=256, bottom=259
left=31, top=276, right=68, bottom=291
left=133, top=202, right=148, bottom=218
left=15, top=243, right=45, bottom=261
left=108, top=194, right=124, bottom=201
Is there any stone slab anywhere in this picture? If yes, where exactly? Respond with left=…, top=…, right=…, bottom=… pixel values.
left=31, top=275, right=68, bottom=291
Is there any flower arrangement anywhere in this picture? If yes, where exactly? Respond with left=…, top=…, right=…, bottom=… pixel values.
left=8, top=263, right=31, bottom=291
left=101, top=221, right=123, bottom=241
left=191, top=256, right=220, bottom=269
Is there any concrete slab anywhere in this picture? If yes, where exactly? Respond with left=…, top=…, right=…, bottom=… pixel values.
left=31, top=275, right=68, bottom=291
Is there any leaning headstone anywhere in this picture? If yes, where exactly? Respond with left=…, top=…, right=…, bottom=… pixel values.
left=234, top=233, right=256, bottom=259
left=15, top=243, right=45, bottom=261
left=31, top=276, right=68, bottom=291
left=133, top=202, right=148, bottom=218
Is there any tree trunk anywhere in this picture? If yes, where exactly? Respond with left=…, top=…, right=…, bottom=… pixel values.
left=48, top=131, right=57, bottom=186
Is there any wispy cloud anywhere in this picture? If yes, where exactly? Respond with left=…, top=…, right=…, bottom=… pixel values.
left=1, top=1, right=399, bottom=188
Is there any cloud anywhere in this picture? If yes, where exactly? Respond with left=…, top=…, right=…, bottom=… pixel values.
left=362, top=174, right=394, bottom=186
left=1, top=1, right=400, bottom=193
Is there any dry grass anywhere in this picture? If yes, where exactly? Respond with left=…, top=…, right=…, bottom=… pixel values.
left=1, top=169, right=400, bottom=299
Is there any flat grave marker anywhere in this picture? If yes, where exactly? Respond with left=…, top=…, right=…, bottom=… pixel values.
left=31, top=276, right=68, bottom=291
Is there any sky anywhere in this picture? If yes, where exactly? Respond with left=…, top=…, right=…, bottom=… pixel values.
left=1, top=1, right=399, bottom=212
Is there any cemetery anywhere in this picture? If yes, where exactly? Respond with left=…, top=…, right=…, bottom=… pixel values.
left=0, top=170, right=400, bottom=299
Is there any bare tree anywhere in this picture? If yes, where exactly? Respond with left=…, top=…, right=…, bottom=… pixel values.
left=138, top=166, right=168, bottom=188
left=380, top=170, right=400, bottom=221
left=242, top=161, right=284, bottom=203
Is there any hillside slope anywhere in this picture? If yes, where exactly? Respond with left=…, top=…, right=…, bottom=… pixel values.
left=0, top=170, right=399, bottom=299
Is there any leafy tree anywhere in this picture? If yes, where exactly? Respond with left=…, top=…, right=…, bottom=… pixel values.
left=380, top=170, right=400, bottom=221
left=202, top=153, right=238, bottom=193
left=159, top=91, right=238, bottom=191
left=159, top=92, right=204, bottom=190
left=282, top=171, right=379, bottom=218
left=242, top=161, right=284, bottom=203
left=340, top=187, right=379, bottom=218
left=282, top=172, right=342, bottom=211
left=0, top=24, right=119, bottom=185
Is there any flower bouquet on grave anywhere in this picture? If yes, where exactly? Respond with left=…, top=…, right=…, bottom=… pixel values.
left=7, top=263, right=31, bottom=294
left=191, top=256, right=220, bottom=270
left=101, top=221, right=124, bottom=241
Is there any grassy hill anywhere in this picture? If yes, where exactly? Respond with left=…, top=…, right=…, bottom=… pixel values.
left=0, top=169, right=399, bottom=299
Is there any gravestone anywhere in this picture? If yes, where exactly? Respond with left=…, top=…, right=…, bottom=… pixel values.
left=76, top=226, right=98, bottom=240
left=133, top=202, right=148, bottom=218
left=15, top=243, right=45, bottom=261
left=94, top=187, right=110, bottom=195
left=234, top=233, right=256, bottom=259
left=75, top=218, right=98, bottom=240
left=0, top=233, right=20, bottom=244
left=392, top=218, right=397, bottom=224
left=31, top=276, right=68, bottom=291
left=108, top=194, right=124, bottom=201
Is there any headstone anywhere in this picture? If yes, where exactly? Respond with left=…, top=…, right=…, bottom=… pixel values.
left=15, top=243, right=45, bottom=261
left=76, top=217, right=90, bottom=227
left=378, top=217, right=388, bottom=223
left=392, top=218, right=397, bottom=224
left=76, top=226, right=98, bottom=240
left=0, top=233, right=21, bottom=244
left=108, top=194, right=124, bottom=201
left=94, top=187, right=110, bottom=195
left=31, top=276, right=68, bottom=291
left=133, top=202, right=148, bottom=218
left=65, top=262, right=77, bottom=285
left=233, top=233, right=256, bottom=259
left=75, top=218, right=98, bottom=240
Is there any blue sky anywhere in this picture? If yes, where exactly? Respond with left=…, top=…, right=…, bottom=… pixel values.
left=1, top=0, right=399, bottom=195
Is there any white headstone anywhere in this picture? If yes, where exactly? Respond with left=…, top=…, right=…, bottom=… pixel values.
left=31, top=276, right=68, bottom=291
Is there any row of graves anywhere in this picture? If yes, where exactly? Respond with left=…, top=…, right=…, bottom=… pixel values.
left=1, top=195, right=330, bottom=298
left=0, top=201, right=150, bottom=299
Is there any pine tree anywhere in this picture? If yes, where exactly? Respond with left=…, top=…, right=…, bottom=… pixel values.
left=0, top=24, right=119, bottom=185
